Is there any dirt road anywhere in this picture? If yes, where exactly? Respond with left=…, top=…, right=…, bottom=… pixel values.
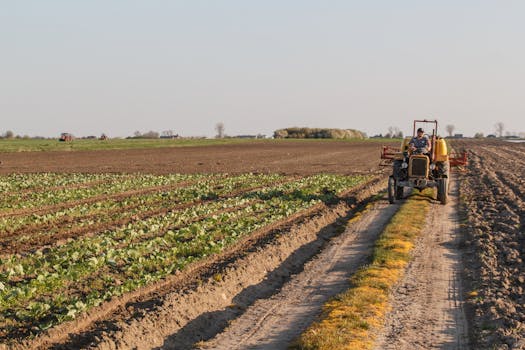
left=198, top=200, right=399, bottom=350
left=374, top=178, right=470, bottom=349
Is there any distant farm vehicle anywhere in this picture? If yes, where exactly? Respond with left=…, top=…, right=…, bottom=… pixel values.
left=59, top=133, right=74, bottom=142
left=380, top=119, right=468, bottom=205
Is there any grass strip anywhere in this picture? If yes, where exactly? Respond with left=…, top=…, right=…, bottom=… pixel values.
left=291, top=189, right=433, bottom=350
left=0, top=138, right=259, bottom=153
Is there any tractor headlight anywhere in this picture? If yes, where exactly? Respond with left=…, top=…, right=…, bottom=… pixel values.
left=430, top=163, right=436, bottom=170
left=402, top=162, right=408, bottom=169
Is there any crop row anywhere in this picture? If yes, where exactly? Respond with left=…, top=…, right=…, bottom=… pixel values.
left=0, top=174, right=285, bottom=253
left=0, top=173, right=368, bottom=341
left=0, top=173, right=221, bottom=211
left=0, top=173, right=118, bottom=192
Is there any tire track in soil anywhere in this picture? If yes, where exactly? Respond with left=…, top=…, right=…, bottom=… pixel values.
left=374, top=177, right=470, bottom=350
left=196, top=200, right=399, bottom=350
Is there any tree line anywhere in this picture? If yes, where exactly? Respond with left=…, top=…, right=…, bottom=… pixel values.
left=273, top=127, right=366, bottom=139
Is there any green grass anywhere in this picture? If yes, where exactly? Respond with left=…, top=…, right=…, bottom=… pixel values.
left=0, top=138, right=255, bottom=152
left=0, top=138, right=397, bottom=153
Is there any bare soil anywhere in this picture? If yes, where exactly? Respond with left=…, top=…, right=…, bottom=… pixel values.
left=374, top=178, right=470, bottom=349
left=453, top=140, right=525, bottom=349
left=198, top=198, right=398, bottom=350
left=0, top=140, right=392, bottom=175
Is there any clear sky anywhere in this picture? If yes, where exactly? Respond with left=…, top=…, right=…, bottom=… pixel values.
left=1, top=1, right=524, bottom=138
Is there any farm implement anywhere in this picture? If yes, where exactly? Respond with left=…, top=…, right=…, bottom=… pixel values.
left=380, top=119, right=468, bottom=204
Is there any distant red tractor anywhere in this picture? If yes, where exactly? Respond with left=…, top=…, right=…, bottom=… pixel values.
left=59, top=133, right=74, bottom=142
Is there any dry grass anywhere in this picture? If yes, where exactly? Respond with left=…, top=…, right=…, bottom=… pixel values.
left=291, top=189, right=432, bottom=350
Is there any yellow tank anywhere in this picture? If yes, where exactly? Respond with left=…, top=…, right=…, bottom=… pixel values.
left=401, top=137, right=411, bottom=151
left=435, top=138, right=448, bottom=156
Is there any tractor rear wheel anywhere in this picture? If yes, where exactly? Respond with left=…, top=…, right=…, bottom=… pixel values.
left=388, top=176, right=396, bottom=204
left=437, top=178, right=448, bottom=205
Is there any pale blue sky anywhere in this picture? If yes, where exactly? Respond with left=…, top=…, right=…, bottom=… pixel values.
left=1, top=1, right=524, bottom=138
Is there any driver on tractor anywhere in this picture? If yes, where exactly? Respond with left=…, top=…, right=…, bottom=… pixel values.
left=409, top=127, right=432, bottom=157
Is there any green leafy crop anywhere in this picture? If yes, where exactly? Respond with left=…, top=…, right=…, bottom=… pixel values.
left=0, top=172, right=368, bottom=341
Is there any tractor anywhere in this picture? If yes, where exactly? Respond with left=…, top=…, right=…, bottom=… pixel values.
left=59, top=133, right=73, bottom=142
left=380, top=119, right=467, bottom=205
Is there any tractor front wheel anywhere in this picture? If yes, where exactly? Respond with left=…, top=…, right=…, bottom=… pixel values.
left=437, top=178, right=448, bottom=205
left=396, top=185, right=404, bottom=200
left=388, top=176, right=396, bottom=204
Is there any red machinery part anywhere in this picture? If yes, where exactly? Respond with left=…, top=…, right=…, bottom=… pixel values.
left=449, top=151, right=468, bottom=166
left=381, top=145, right=399, bottom=160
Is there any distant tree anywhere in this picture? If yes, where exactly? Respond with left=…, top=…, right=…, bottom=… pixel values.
left=273, top=127, right=365, bottom=139
left=273, top=129, right=288, bottom=138
left=445, top=124, right=455, bottom=137
left=386, top=126, right=393, bottom=138
left=474, top=132, right=484, bottom=138
left=161, top=130, right=174, bottom=137
left=4, top=130, right=14, bottom=139
left=215, top=122, right=225, bottom=139
left=142, top=130, right=160, bottom=139
left=134, top=131, right=142, bottom=138
left=495, top=122, right=504, bottom=137
left=385, top=126, right=401, bottom=138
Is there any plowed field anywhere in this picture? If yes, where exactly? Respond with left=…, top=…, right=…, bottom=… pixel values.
left=0, top=140, right=391, bottom=175
left=454, top=139, right=525, bottom=349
